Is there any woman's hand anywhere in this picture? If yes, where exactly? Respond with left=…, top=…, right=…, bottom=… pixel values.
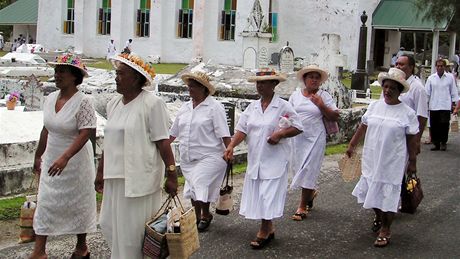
left=309, top=94, right=325, bottom=109
left=267, top=131, right=282, bottom=145
left=164, top=171, right=178, bottom=196
left=33, top=157, right=42, bottom=175
left=223, top=147, right=234, bottom=161
left=94, top=173, right=104, bottom=193
left=406, top=160, right=417, bottom=176
left=346, top=145, right=355, bottom=158
left=48, top=155, right=69, bottom=176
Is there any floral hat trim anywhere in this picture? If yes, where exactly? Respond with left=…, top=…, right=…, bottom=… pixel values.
left=247, top=68, right=286, bottom=83
left=48, top=53, right=89, bottom=78
left=110, top=53, right=156, bottom=86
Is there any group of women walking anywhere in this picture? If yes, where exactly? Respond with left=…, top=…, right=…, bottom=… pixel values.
left=29, top=52, right=417, bottom=258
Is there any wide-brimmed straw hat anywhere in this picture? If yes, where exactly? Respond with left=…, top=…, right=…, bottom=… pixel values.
left=110, top=53, right=156, bottom=85
left=296, top=65, right=328, bottom=84
left=247, top=70, right=286, bottom=83
left=48, top=53, right=89, bottom=78
left=377, top=67, right=410, bottom=93
left=181, top=71, right=216, bottom=95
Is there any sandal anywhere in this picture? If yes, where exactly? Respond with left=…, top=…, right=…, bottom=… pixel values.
left=371, top=218, right=382, bottom=233
left=307, top=190, right=319, bottom=210
left=250, top=236, right=272, bottom=249
left=374, top=235, right=391, bottom=247
left=292, top=210, right=308, bottom=221
left=197, top=215, right=213, bottom=232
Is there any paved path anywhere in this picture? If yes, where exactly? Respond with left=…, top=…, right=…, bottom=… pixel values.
left=1, top=132, right=459, bottom=258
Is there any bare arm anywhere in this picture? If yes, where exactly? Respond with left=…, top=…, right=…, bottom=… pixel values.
left=310, top=94, right=340, bottom=121
left=33, top=126, right=48, bottom=174
left=222, top=136, right=231, bottom=148
left=223, top=131, right=246, bottom=161
left=415, top=116, right=427, bottom=154
left=346, top=123, right=368, bottom=157
left=406, top=134, right=417, bottom=175
left=155, top=139, right=178, bottom=195
left=48, top=128, right=95, bottom=176
left=95, top=152, right=104, bottom=193
left=267, top=126, right=302, bottom=145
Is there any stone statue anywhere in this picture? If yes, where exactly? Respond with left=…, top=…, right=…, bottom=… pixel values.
left=244, top=0, right=264, bottom=32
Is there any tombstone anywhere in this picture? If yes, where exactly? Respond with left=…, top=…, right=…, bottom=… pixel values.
left=258, top=47, right=269, bottom=68
left=243, top=47, right=257, bottom=70
left=221, top=101, right=235, bottom=136
left=279, top=42, right=295, bottom=73
left=23, top=75, right=45, bottom=111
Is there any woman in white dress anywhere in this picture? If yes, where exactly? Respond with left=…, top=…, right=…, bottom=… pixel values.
left=95, top=53, right=178, bottom=259
left=289, top=65, right=339, bottom=221
left=31, top=54, right=96, bottom=259
left=346, top=68, right=418, bottom=248
left=169, top=71, right=231, bottom=232
left=223, top=70, right=303, bottom=249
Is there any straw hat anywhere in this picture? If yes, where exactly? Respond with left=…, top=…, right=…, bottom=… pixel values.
left=296, top=65, right=329, bottom=84
left=181, top=71, right=216, bottom=95
left=48, top=53, right=88, bottom=78
left=110, top=53, right=156, bottom=85
left=247, top=70, right=286, bottom=83
left=377, top=67, right=410, bottom=93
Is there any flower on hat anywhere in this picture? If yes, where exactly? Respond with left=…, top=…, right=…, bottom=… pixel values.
left=118, top=53, right=156, bottom=80
left=7, top=91, right=20, bottom=102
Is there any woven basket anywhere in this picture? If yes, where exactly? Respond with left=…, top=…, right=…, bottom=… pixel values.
left=165, top=206, right=200, bottom=259
left=451, top=115, right=459, bottom=133
left=338, top=153, right=362, bottom=182
left=143, top=199, right=171, bottom=259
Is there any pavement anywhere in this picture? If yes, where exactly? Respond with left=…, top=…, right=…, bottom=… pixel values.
left=1, top=131, right=459, bottom=258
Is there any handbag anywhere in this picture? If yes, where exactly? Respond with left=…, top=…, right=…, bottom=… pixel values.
left=319, top=90, right=339, bottom=135
left=143, top=197, right=172, bottom=259
left=216, top=162, right=234, bottom=215
left=165, top=196, right=200, bottom=259
left=451, top=114, right=459, bottom=133
left=18, top=174, right=38, bottom=244
left=400, top=172, right=424, bottom=214
left=338, top=152, right=362, bottom=182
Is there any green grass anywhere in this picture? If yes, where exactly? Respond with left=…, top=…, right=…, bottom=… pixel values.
left=0, top=196, right=26, bottom=220
left=0, top=50, right=7, bottom=57
left=87, top=59, right=187, bottom=74
left=325, top=143, right=348, bottom=156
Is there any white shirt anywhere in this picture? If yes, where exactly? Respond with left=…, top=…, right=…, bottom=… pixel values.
left=400, top=75, right=429, bottom=118
left=236, top=95, right=303, bottom=180
left=124, top=40, right=132, bottom=50
left=170, top=96, right=230, bottom=163
left=425, top=71, right=459, bottom=110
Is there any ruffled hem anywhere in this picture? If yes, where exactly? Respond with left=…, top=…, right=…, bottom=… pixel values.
left=352, top=176, right=402, bottom=212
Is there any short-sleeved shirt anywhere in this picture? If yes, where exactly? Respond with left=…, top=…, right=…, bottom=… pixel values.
left=170, top=96, right=230, bottom=162
left=236, top=95, right=303, bottom=180
left=400, top=75, right=429, bottom=118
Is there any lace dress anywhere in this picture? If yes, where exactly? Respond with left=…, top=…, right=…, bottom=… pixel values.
left=33, top=91, right=97, bottom=235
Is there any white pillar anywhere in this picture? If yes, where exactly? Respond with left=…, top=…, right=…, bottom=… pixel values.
left=192, top=0, right=205, bottom=59
left=431, top=30, right=440, bottom=74
left=449, top=32, right=457, bottom=60
left=73, top=0, right=85, bottom=54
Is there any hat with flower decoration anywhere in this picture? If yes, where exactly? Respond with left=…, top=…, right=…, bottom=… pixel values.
left=181, top=71, right=216, bottom=95
left=247, top=69, right=287, bottom=83
left=110, top=53, right=156, bottom=86
left=48, top=53, right=89, bottom=78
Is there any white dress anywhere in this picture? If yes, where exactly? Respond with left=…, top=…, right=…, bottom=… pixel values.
left=170, top=96, right=230, bottom=202
left=289, top=89, right=338, bottom=189
left=236, top=95, right=303, bottom=220
left=352, top=100, right=419, bottom=212
left=34, top=91, right=97, bottom=235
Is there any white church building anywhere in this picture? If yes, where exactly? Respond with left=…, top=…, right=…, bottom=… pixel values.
left=35, top=0, right=456, bottom=71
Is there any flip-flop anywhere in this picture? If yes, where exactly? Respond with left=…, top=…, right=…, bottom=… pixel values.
left=250, top=236, right=272, bottom=249
left=292, top=211, right=308, bottom=221
left=374, top=236, right=391, bottom=247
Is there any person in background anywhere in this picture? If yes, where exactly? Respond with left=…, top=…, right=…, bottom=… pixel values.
left=289, top=65, right=339, bottom=221
left=425, top=59, right=459, bottom=151
left=169, top=71, right=231, bottom=232
left=347, top=68, right=418, bottom=248
left=95, top=53, right=178, bottom=258
left=31, top=54, right=96, bottom=259
left=122, top=39, right=132, bottom=54
left=0, top=32, right=4, bottom=50
left=223, top=70, right=302, bottom=249
left=107, top=39, right=117, bottom=60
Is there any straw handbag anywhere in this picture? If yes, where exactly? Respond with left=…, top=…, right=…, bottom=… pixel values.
left=143, top=198, right=172, bottom=259
left=451, top=114, right=459, bottom=133
left=165, top=196, right=200, bottom=259
left=216, top=162, right=233, bottom=215
left=18, top=174, right=39, bottom=244
left=338, top=152, right=362, bottom=182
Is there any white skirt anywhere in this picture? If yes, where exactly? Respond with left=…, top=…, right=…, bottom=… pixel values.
left=290, top=132, right=326, bottom=190
left=352, top=176, right=402, bottom=213
left=239, top=172, right=288, bottom=220
left=99, top=179, right=161, bottom=259
left=181, top=155, right=227, bottom=203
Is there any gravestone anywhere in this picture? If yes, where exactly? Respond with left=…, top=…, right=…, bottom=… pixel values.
left=221, top=101, right=235, bottom=136
left=23, top=75, right=45, bottom=111
left=243, top=47, right=257, bottom=70
left=279, top=43, right=295, bottom=73
left=258, top=47, right=269, bottom=68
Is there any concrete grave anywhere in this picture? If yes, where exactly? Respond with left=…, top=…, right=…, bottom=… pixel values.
left=23, top=75, right=45, bottom=111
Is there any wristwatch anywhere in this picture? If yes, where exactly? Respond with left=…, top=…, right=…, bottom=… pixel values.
left=166, top=165, right=176, bottom=172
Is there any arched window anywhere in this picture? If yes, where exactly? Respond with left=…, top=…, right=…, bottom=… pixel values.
left=97, top=0, right=111, bottom=35
left=63, top=0, right=75, bottom=34
left=178, top=0, right=194, bottom=38
left=136, top=0, right=151, bottom=37
left=220, top=0, right=237, bottom=41
left=269, top=0, right=278, bottom=42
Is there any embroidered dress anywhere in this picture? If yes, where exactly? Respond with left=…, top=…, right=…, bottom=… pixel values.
left=170, top=96, right=230, bottom=202
left=289, top=89, right=338, bottom=189
left=34, top=91, right=97, bottom=235
left=352, top=100, right=418, bottom=212
left=236, top=95, right=302, bottom=219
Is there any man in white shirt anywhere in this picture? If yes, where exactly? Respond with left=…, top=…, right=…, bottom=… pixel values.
left=122, top=39, right=132, bottom=54
left=425, top=59, right=459, bottom=151
left=396, top=55, right=428, bottom=154
left=106, top=39, right=116, bottom=60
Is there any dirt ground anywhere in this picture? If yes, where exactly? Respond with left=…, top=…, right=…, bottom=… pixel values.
left=0, top=219, right=21, bottom=250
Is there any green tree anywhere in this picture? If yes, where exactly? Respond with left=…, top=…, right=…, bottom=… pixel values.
left=415, top=0, right=460, bottom=34
left=0, top=0, right=15, bottom=10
